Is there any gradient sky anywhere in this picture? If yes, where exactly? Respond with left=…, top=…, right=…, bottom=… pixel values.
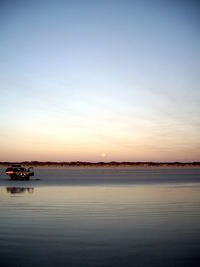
left=0, top=0, right=200, bottom=162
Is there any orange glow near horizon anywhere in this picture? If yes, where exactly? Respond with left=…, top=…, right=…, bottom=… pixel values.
left=0, top=126, right=199, bottom=162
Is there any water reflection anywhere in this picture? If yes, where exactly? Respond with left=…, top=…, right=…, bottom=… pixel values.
left=6, top=187, right=34, bottom=194
left=0, top=184, right=200, bottom=267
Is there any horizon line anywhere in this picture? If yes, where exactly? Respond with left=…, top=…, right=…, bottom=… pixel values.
left=0, top=161, right=200, bottom=165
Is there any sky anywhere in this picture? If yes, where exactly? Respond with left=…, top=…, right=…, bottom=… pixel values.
left=0, top=0, right=200, bottom=162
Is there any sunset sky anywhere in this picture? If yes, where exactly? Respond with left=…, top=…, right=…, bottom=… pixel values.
left=0, top=0, right=199, bottom=162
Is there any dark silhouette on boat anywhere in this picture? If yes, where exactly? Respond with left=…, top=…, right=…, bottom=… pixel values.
left=5, top=164, right=34, bottom=180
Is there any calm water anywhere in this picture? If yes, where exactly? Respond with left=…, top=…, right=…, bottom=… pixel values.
left=0, top=168, right=200, bottom=267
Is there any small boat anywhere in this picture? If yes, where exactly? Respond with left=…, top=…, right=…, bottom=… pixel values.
left=5, top=164, right=34, bottom=180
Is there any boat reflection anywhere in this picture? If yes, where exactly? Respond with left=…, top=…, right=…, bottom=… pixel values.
left=6, top=187, right=34, bottom=194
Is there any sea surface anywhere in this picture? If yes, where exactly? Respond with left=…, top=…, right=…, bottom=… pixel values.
left=0, top=167, right=200, bottom=267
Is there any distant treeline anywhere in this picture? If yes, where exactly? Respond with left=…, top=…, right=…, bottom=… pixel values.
left=0, top=161, right=200, bottom=167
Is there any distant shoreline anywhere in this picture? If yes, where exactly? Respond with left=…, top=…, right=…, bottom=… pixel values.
left=0, top=161, right=200, bottom=168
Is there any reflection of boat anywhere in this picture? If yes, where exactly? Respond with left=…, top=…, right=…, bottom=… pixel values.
left=6, top=187, right=34, bottom=194
left=5, top=164, right=34, bottom=180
